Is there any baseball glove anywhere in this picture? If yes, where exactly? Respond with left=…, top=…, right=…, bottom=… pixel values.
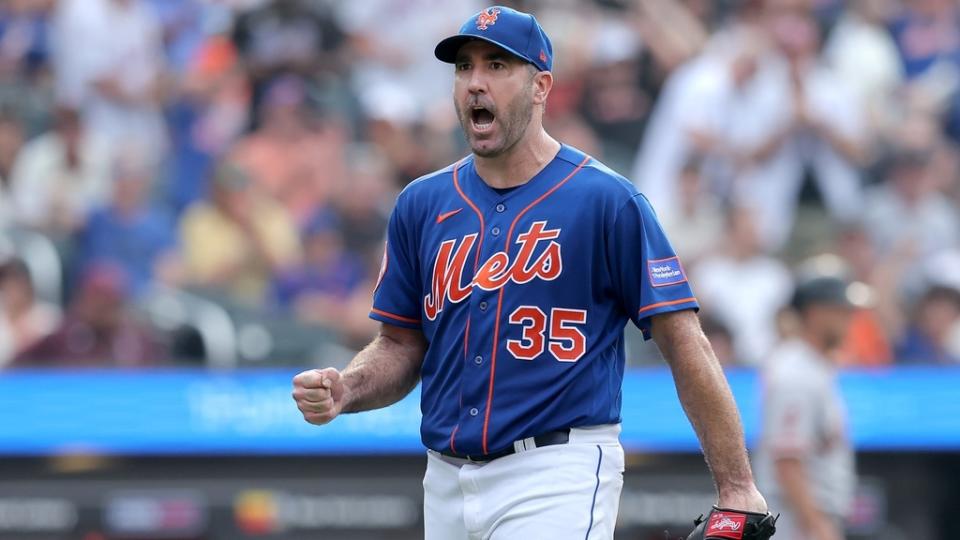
left=685, top=506, right=777, bottom=540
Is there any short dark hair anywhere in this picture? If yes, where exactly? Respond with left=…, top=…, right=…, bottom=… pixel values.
left=920, top=285, right=960, bottom=310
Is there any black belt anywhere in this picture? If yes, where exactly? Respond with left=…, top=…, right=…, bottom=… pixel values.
left=439, top=429, right=570, bottom=462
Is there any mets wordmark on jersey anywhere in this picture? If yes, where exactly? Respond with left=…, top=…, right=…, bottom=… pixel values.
left=370, top=145, right=699, bottom=456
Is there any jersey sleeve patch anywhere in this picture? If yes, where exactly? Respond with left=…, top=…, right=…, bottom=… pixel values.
left=647, top=256, right=687, bottom=287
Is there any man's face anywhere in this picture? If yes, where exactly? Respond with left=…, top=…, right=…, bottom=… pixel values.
left=453, top=40, right=537, bottom=158
left=805, top=303, right=854, bottom=353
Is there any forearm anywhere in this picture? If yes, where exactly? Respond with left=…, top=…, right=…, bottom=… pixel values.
left=814, top=122, right=866, bottom=164
left=653, top=312, right=756, bottom=499
left=746, top=126, right=792, bottom=165
left=776, top=458, right=825, bottom=531
left=340, top=328, right=425, bottom=413
left=635, top=1, right=707, bottom=71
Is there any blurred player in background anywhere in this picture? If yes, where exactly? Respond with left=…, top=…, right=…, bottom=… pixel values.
left=754, top=263, right=871, bottom=540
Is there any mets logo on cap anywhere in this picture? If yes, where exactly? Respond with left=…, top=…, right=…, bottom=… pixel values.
left=476, top=7, right=500, bottom=30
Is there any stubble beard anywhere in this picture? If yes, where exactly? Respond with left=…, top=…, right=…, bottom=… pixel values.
left=457, top=87, right=534, bottom=159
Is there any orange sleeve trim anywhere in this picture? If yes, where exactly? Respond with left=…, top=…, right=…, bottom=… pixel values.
left=370, top=308, right=421, bottom=325
left=637, top=297, right=698, bottom=315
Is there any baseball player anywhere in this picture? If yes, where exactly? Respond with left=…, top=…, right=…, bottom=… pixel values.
left=292, top=6, right=776, bottom=539
left=754, top=271, right=863, bottom=540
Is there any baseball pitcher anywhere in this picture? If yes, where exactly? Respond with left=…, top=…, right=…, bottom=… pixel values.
left=293, top=6, right=776, bottom=539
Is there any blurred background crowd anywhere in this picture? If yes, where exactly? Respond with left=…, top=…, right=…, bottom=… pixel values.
left=0, top=0, right=959, bottom=370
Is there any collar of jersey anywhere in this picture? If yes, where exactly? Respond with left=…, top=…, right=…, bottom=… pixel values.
left=459, top=144, right=587, bottom=208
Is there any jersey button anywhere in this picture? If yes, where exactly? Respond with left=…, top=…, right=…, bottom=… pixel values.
left=479, top=301, right=487, bottom=311
left=469, top=407, right=479, bottom=416
left=474, top=355, right=483, bottom=365
left=495, top=203, right=506, bottom=213
left=491, top=226, right=501, bottom=236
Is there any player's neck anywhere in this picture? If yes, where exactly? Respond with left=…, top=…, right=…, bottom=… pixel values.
left=801, top=329, right=838, bottom=363
left=474, top=129, right=561, bottom=190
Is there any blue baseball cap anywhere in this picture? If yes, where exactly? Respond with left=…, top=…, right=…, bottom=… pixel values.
left=435, top=6, right=553, bottom=72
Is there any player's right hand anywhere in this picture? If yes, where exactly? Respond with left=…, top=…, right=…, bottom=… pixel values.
left=292, top=368, right=346, bottom=425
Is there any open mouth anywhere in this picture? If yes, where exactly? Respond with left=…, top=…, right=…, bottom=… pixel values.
left=470, top=106, right=495, bottom=132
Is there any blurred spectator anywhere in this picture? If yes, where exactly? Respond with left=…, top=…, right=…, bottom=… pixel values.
left=0, top=194, right=10, bottom=223
left=336, top=1, right=481, bottom=118
left=636, top=10, right=867, bottom=251
left=363, top=87, right=434, bottom=189
left=166, top=33, right=250, bottom=214
left=0, top=1, right=955, bottom=368
left=631, top=9, right=773, bottom=227
left=832, top=227, right=895, bottom=366
left=659, top=155, right=724, bottom=265
left=576, top=13, right=652, bottom=170
left=230, top=75, right=346, bottom=226
left=734, top=11, right=866, bottom=250
left=0, top=0, right=54, bottom=133
left=0, top=0, right=51, bottom=80
left=889, top=0, right=960, bottom=140
left=232, top=0, right=345, bottom=117
left=823, top=0, right=903, bottom=143
left=700, top=313, right=736, bottom=366
left=8, top=106, right=111, bottom=236
left=330, top=145, right=392, bottom=266
left=691, top=205, right=793, bottom=365
left=0, top=257, right=60, bottom=368
left=13, top=264, right=166, bottom=367
left=575, top=0, right=717, bottom=173
left=863, top=145, right=959, bottom=258
left=896, top=284, right=960, bottom=364
left=889, top=0, right=960, bottom=84
left=0, top=110, right=24, bottom=184
left=633, top=0, right=711, bottom=74
left=145, top=0, right=229, bottom=75
left=544, top=111, right=603, bottom=160
left=74, top=151, right=181, bottom=297
left=52, top=0, right=167, bottom=156
left=180, top=161, right=301, bottom=306
left=0, top=180, right=10, bottom=229
left=273, top=209, right=374, bottom=345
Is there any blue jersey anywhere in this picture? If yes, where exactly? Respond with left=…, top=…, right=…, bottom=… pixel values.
left=370, top=144, right=698, bottom=456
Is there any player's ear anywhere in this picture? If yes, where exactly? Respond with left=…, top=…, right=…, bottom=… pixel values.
left=531, top=70, right=553, bottom=106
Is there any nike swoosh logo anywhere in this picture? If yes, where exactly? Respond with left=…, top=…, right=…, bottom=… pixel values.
left=436, top=208, right=463, bottom=224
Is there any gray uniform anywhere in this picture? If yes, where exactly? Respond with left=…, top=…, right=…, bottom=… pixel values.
left=753, top=338, right=855, bottom=540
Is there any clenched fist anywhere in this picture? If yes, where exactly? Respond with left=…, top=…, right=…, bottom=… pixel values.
left=292, top=368, right=347, bottom=425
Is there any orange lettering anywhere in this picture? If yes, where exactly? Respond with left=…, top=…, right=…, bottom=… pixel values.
left=512, top=221, right=561, bottom=283
left=532, top=241, right=562, bottom=281
left=424, top=234, right=476, bottom=320
left=474, top=252, right=511, bottom=290
left=421, top=223, right=565, bottom=319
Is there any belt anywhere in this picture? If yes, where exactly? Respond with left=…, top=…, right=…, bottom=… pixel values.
left=439, top=429, right=570, bottom=462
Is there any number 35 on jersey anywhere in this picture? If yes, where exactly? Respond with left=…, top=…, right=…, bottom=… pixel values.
left=422, top=220, right=587, bottom=363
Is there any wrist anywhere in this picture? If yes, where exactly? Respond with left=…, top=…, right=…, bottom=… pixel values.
left=716, top=483, right=767, bottom=513
left=338, top=373, right=357, bottom=413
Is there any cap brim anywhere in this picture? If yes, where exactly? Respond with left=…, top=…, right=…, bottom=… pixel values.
left=434, top=34, right=535, bottom=68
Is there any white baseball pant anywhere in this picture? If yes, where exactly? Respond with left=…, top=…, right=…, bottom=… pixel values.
left=423, top=424, right=624, bottom=539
